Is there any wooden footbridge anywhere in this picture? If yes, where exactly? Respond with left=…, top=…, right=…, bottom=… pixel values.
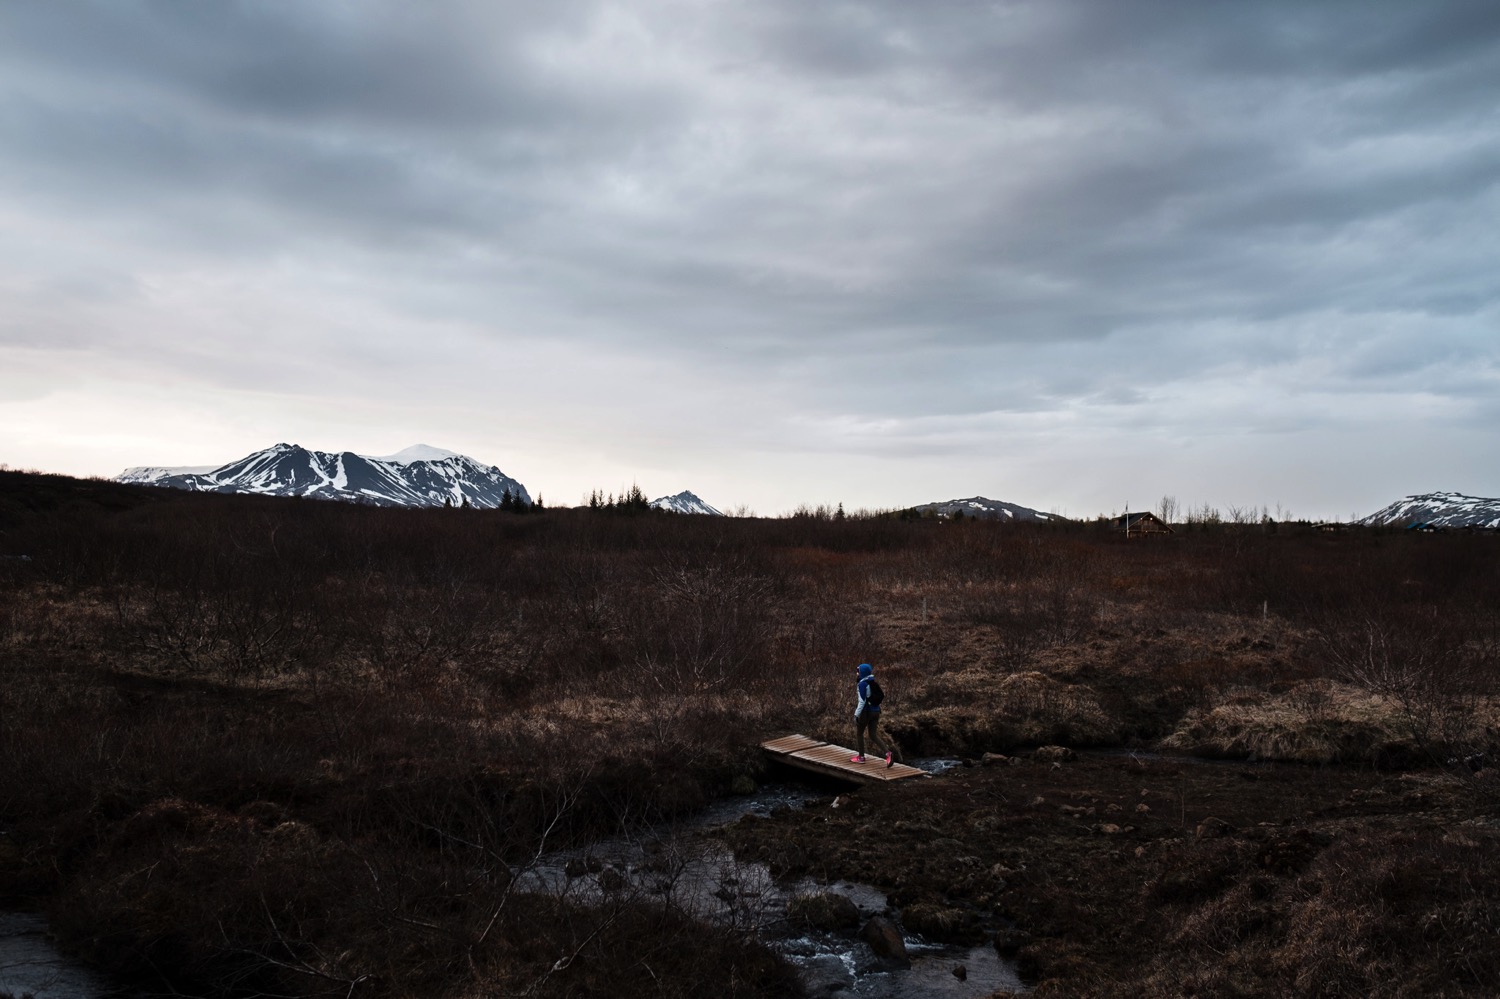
left=761, top=734, right=928, bottom=784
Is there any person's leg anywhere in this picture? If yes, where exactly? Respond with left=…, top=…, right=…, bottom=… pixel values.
left=873, top=713, right=899, bottom=766
left=870, top=712, right=904, bottom=765
left=854, top=712, right=869, bottom=760
left=866, top=712, right=888, bottom=757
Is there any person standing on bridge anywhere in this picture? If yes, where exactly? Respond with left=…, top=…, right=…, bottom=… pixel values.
left=851, top=663, right=901, bottom=767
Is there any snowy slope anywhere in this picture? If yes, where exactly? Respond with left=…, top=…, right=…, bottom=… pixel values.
left=116, top=443, right=530, bottom=509
left=366, top=444, right=462, bottom=464
left=910, top=496, right=1061, bottom=522
left=650, top=490, right=723, bottom=515
left=117, top=464, right=220, bottom=484
left=1357, top=492, right=1500, bottom=528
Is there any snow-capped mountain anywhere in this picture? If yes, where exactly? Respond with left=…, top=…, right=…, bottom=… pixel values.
left=1358, top=492, right=1500, bottom=529
left=116, top=463, right=220, bottom=481
left=117, top=443, right=531, bottom=509
left=909, top=496, right=1062, bottom=522
left=650, top=490, right=722, bottom=515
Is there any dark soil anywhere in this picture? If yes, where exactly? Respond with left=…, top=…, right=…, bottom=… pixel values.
left=3, top=471, right=1497, bottom=999
left=721, top=753, right=1500, bottom=998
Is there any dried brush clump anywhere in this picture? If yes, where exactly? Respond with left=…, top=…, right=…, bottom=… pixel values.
left=4, top=470, right=1500, bottom=998
left=888, top=669, right=1121, bottom=754
left=1162, top=681, right=1500, bottom=765
left=1270, top=827, right=1499, bottom=998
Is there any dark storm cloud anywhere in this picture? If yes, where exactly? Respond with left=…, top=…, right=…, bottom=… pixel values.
left=4, top=2, right=596, bottom=127
left=2, top=0, right=1497, bottom=504
left=0, top=1, right=684, bottom=255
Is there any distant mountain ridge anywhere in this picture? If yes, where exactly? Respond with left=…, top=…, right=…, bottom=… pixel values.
left=909, top=496, right=1061, bottom=521
left=117, top=443, right=530, bottom=509
left=1358, top=492, right=1500, bottom=528
left=650, top=490, right=722, bottom=515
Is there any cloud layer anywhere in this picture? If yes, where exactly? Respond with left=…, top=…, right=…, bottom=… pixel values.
left=3, top=1, right=1498, bottom=516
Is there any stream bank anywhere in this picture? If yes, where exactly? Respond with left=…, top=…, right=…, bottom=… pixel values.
left=520, top=759, right=1026, bottom=997
left=4, top=762, right=1022, bottom=999
left=12, top=747, right=1495, bottom=997
left=720, top=749, right=1500, bottom=997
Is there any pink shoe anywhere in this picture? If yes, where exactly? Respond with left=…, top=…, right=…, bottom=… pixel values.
left=850, top=754, right=866, bottom=763
left=885, top=752, right=893, bottom=768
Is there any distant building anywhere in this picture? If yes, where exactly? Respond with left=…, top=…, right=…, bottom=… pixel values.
left=1110, top=511, right=1174, bottom=537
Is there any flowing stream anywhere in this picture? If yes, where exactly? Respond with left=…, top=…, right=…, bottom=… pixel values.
left=518, top=758, right=1027, bottom=997
left=0, top=912, right=126, bottom=999
left=2, top=759, right=1025, bottom=998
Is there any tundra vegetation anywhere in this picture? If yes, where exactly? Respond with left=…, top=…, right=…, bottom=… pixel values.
left=0, top=469, right=1496, bottom=998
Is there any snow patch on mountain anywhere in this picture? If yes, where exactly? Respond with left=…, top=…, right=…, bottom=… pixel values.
left=650, top=490, right=722, bottom=515
left=117, top=464, right=221, bottom=484
left=1358, top=492, right=1500, bottom=529
left=910, top=496, right=1061, bottom=522
left=368, top=444, right=463, bottom=464
left=116, top=443, right=530, bottom=510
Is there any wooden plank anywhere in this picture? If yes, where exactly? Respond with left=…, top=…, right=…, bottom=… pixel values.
left=761, top=734, right=826, bottom=754
left=761, top=733, right=927, bottom=784
left=790, top=746, right=926, bottom=782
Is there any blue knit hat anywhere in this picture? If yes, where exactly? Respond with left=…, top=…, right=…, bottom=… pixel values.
left=857, top=663, right=873, bottom=678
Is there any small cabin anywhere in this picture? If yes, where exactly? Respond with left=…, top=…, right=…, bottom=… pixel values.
left=1110, top=512, right=1174, bottom=537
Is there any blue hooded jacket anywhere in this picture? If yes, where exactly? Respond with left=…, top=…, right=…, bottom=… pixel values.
left=856, top=663, right=879, bottom=715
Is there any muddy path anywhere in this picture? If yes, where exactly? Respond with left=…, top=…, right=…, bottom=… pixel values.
left=721, top=752, right=1500, bottom=998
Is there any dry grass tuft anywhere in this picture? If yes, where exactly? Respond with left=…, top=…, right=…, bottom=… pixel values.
left=887, top=669, right=1121, bottom=754
left=1162, top=681, right=1500, bottom=764
left=5, top=470, right=1500, bottom=997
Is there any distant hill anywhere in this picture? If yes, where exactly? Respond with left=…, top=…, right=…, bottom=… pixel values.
left=117, top=443, right=530, bottom=509
left=908, top=496, right=1063, bottom=521
left=650, top=490, right=722, bottom=515
left=1358, top=492, right=1500, bottom=529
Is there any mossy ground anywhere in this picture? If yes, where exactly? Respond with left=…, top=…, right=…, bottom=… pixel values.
left=720, top=753, right=1500, bottom=998
left=2, top=470, right=1497, bottom=998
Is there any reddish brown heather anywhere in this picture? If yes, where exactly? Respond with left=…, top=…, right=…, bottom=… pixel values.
left=0, top=469, right=1496, bottom=997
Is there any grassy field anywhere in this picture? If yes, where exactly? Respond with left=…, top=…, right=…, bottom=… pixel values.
left=1, top=469, right=1496, bottom=997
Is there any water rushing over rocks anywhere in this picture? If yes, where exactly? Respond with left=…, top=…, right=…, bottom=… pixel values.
left=3, top=766, right=1021, bottom=999
left=0, top=913, right=125, bottom=999
left=518, top=767, right=1025, bottom=997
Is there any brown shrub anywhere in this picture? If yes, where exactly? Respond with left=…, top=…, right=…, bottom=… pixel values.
left=4, top=472, right=1500, bottom=997
left=1161, top=682, right=1500, bottom=765
left=1274, top=828, right=1500, bottom=997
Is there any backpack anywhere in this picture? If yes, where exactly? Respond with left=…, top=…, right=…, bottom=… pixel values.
left=865, top=677, right=884, bottom=707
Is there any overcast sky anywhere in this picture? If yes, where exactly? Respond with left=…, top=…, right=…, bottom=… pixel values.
left=3, top=1, right=1498, bottom=518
